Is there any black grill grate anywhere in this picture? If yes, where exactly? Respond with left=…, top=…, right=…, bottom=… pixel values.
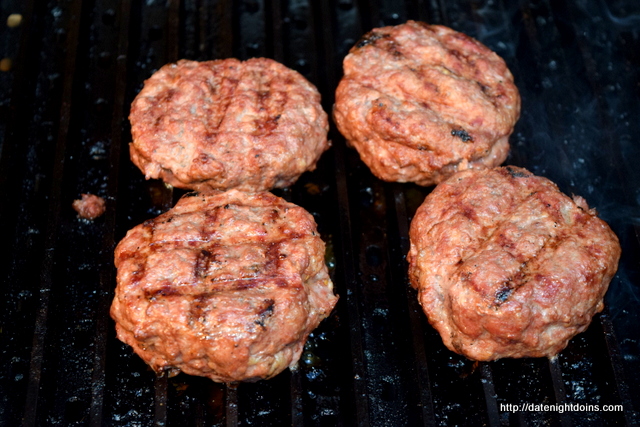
left=1, top=0, right=639, bottom=426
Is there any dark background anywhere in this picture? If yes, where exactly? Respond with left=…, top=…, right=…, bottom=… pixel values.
left=0, top=0, right=639, bottom=425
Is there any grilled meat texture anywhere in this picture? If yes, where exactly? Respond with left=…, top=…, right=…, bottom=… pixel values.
left=111, top=190, right=338, bottom=382
left=72, top=193, right=106, bottom=220
left=334, top=21, right=520, bottom=186
left=129, top=58, right=330, bottom=192
left=408, top=167, right=621, bottom=360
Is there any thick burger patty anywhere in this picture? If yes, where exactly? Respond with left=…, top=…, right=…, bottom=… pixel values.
left=407, top=166, right=620, bottom=360
left=129, top=58, right=330, bottom=192
left=333, top=21, right=521, bottom=186
left=110, top=190, right=338, bottom=382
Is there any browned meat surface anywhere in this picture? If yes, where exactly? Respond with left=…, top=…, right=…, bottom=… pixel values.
left=407, top=166, right=621, bottom=360
left=72, top=193, right=106, bottom=220
left=333, top=21, right=520, bottom=186
left=110, top=190, right=338, bottom=382
left=129, top=58, right=329, bottom=192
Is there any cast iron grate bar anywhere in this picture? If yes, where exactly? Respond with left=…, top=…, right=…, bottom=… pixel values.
left=332, top=131, right=371, bottom=426
left=89, top=2, right=133, bottom=425
left=22, top=0, right=85, bottom=425
left=290, top=369, right=305, bottom=426
left=548, top=358, right=573, bottom=427
left=225, top=383, right=239, bottom=427
left=390, top=185, right=437, bottom=427
left=318, top=0, right=371, bottom=424
left=166, top=0, right=181, bottom=62
left=479, top=364, right=501, bottom=427
left=269, top=0, right=284, bottom=62
left=155, top=371, right=169, bottom=426
left=599, top=310, right=638, bottom=425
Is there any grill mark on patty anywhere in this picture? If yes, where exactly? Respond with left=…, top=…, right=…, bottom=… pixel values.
left=489, top=220, right=574, bottom=308
left=254, top=299, right=275, bottom=328
left=491, top=263, right=532, bottom=307
left=264, top=241, right=286, bottom=276
left=129, top=220, right=157, bottom=287
left=194, top=249, right=213, bottom=278
left=132, top=200, right=312, bottom=294
left=190, top=295, right=207, bottom=327
left=420, top=175, right=483, bottom=240
left=143, top=276, right=299, bottom=300
left=254, top=86, right=286, bottom=136
left=484, top=197, right=585, bottom=307
left=454, top=190, right=561, bottom=305
left=211, top=76, right=240, bottom=130
left=202, top=205, right=226, bottom=240
left=145, top=235, right=306, bottom=256
left=144, top=283, right=182, bottom=300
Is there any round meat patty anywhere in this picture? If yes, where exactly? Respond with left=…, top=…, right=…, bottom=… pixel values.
left=333, top=21, right=521, bottom=186
left=110, top=190, right=338, bottom=382
left=407, top=166, right=621, bottom=360
left=129, top=58, right=330, bottom=192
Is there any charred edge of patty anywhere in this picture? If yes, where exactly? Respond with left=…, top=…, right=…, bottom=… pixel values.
left=355, top=31, right=389, bottom=48
left=504, top=166, right=532, bottom=179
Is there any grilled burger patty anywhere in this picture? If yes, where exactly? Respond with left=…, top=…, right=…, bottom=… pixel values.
left=408, top=166, right=621, bottom=360
left=333, top=21, right=521, bottom=186
left=111, top=190, right=338, bottom=382
left=129, top=58, right=330, bottom=192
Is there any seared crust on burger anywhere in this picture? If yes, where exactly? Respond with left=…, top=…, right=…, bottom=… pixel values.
left=408, top=166, right=620, bottom=360
left=129, top=58, right=330, bottom=192
left=111, top=190, right=338, bottom=382
left=334, top=21, right=521, bottom=186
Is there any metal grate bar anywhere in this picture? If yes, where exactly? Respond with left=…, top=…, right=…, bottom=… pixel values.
left=155, top=371, right=169, bottom=426
left=390, top=185, right=437, bottom=427
left=21, top=1, right=86, bottom=425
left=269, top=0, right=284, bottom=62
left=290, top=370, right=305, bottom=427
left=479, top=364, right=501, bottom=427
left=598, top=310, right=638, bottom=425
left=332, top=135, right=371, bottom=426
left=225, top=383, right=239, bottom=427
left=166, top=0, right=181, bottom=62
left=548, top=358, right=573, bottom=427
left=316, top=1, right=371, bottom=424
left=89, top=2, right=132, bottom=425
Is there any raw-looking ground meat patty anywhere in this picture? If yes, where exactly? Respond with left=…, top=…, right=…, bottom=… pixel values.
left=129, top=58, right=330, bottom=192
left=333, top=21, right=521, bottom=186
left=407, top=166, right=621, bottom=360
left=111, top=190, right=338, bottom=382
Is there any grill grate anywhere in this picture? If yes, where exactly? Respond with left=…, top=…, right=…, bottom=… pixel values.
left=1, top=0, right=639, bottom=426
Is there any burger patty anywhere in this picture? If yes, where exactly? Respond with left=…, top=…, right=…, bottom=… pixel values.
left=129, top=58, right=330, bottom=192
left=110, top=190, right=338, bottom=382
left=407, top=166, right=621, bottom=360
left=333, top=21, right=521, bottom=186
